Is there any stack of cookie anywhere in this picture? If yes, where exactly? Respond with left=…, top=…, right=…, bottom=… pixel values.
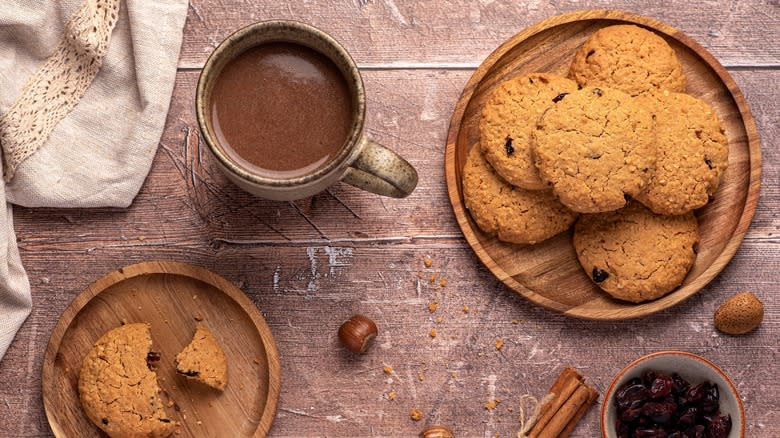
left=464, top=24, right=728, bottom=303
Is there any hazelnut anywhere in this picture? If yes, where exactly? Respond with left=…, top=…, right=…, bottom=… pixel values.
left=714, top=291, right=764, bottom=334
left=420, top=425, right=454, bottom=438
left=338, top=314, right=378, bottom=353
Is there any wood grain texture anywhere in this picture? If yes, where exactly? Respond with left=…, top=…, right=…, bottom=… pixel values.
left=179, top=0, right=780, bottom=68
left=444, top=10, right=761, bottom=319
left=0, top=2, right=777, bottom=437
left=42, top=261, right=280, bottom=437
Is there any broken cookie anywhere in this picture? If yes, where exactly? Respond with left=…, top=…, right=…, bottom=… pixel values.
left=175, top=323, right=228, bottom=391
left=78, top=323, right=175, bottom=438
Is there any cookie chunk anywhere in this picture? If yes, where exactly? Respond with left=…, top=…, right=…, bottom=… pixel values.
left=462, top=145, right=577, bottom=244
left=533, top=86, right=655, bottom=213
left=79, top=323, right=175, bottom=438
left=573, top=202, right=699, bottom=302
left=569, top=24, right=685, bottom=96
left=175, top=323, right=228, bottom=391
left=635, top=91, right=729, bottom=215
left=480, top=73, right=579, bottom=190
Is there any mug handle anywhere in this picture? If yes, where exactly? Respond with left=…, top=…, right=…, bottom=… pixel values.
left=341, top=137, right=418, bottom=198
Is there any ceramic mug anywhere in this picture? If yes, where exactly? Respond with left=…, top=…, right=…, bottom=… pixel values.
left=196, top=20, right=418, bottom=201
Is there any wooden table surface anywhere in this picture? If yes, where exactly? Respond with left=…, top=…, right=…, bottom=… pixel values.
left=1, top=1, right=778, bottom=437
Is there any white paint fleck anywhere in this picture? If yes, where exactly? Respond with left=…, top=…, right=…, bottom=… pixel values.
left=326, top=415, right=347, bottom=423
left=324, top=246, right=353, bottom=276
left=419, top=82, right=439, bottom=121
left=273, top=266, right=281, bottom=293
left=688, top=321, right=702, bottom=333
left=528, top=342, right=540, bottom=360
left=636, top=335, right=644, bottom=344
left=306, top=247, right=318, bottom=292
left=381, top=0, right=408, bottom=25
left=482, top=374, right=498, bottom=438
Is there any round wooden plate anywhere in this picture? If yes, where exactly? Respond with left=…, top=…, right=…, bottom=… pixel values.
left=444, top=10, right=761, bottom=320
left=42, top=261, right=281, bottom=437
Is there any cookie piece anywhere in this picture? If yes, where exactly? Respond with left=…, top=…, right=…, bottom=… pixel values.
left=533, top=86, right=655, bottom=213
left=462, top=145, right=577, bottom=244
left=480, top=73, right=580, bottom=190
left=573, top=202, right=699, bottom=303
left=569, top=24, right=685, bottom=96
left=79, top=323, right=175, bottom=438
left=175, top=323, right=228, bottom=391
left=635, top=91, right=729, bottom=215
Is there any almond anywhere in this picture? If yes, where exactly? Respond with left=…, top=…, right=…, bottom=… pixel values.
left=714, top=291, right=764, bottom=334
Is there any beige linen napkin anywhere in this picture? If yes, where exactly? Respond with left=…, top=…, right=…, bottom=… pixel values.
left=0, top=0, right=188, bottom=360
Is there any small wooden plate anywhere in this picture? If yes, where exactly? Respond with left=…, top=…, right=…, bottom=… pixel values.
left=42, top=261, right=281, bottom=437
left=444, top=10, right=761, bottom=320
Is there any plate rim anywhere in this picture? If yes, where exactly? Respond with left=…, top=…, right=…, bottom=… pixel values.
left=444, top=9, right=762, bottom=320
left=41, top=260, right=281, bottom=437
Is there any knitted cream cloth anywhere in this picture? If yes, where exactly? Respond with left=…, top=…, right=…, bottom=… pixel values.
left=0, top=0, right=188, bottom=360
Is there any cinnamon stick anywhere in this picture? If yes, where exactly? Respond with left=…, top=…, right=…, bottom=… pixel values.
left=523, top=366, right=599, bottom=438
left=558, top=384, right=599, bottom=437
left=527, top=371, right=582, bottom=437
left=536, top=384, right=592, bottom=438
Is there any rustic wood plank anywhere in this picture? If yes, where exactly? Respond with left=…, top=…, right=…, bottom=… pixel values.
left=180, top=1, right=780, bottom=69
left=8, top=69, right=780, bottom=248
left=2, top=240, right=779, bottom=436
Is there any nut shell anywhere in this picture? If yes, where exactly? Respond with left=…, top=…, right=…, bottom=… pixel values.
left=338, top=314, right=378, bottom=353
left=714, top=291, right=764, bottom=334
left=420, top=425, right=455, bottom=438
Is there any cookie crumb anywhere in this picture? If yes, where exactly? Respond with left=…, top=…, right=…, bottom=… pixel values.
left=423, top=257, right=433, bottom=268
left=462, top=305, right=470, bottom=314
left=194, top=314, right=204, bottom=322
left=429, top=328, right=437, bottom=338
left=484, top=398, right=501, bottom=410
left=429, top=274, right=437, bottom=284
left=383, top=365, right=394, bottom=375
left=434, top=316, right=444, bottom=324
left=138, top=235, right=146, bottom=241
left=439, top=277, right=447, bottom=287
left=196, top=421, right=202, bottom=426
left=511, top=319, right=520, bottom=324
left=387, top=391, right=397, bottom=401
left=495, top=339, right=504, bottom=350
left=410, top=408, right=423, bottom=421
left=428, top=302, right=438, bottom=313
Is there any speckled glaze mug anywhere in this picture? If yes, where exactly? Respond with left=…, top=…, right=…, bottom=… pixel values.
left=196, top=20, right=418, bottom=201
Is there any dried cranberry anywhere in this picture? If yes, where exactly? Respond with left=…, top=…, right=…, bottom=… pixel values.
left=552, top=92, right=569, bottom=103
left=683, top=383, right=708, bottom=406
left=672, top=373, right=690, bottom=396
left=700, top=384, right=719, bottom=414
left=615, top=381, right=648, bottom=411
left=504, top=136, right=515, bottom=156
left=146, top=351, right=161, bottom=370
left=592, top=268, right=610, bottom=283
left=642, top=399, right=676, bottom=424
left=620, top=406, right=643, bottom=422
left=649, top=374, right=674, bottom=399
left=706, top=414, right=732, bottom=438
left=677, top=406, right=698, bottom=426
left=616, top=419, right=630, bottom=438
left=593, top=87, right=603, bottom=96
left=704, top=158, right=714, bottom=169
left=634, top=426, right=668, bottom=437
left=685, top=424, right=705, bottom=438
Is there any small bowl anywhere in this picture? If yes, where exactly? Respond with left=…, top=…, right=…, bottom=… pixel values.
left=601, top=350, right=745, bottom=437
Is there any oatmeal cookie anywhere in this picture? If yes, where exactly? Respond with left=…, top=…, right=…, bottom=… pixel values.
left=480, top=73, right=579, bottom=190
left=175, top=323, right=228, bottom=391
left=78, top=323, right=175, bottom=438
left=569, top=24, right=685, bottom=96
left=635, top=90, right=729, bottom=215
left=533, top=86, right=656, bottom=213
left=462, top=145, right=577, bottom=245
left=573, top=202, right=699, bottom=302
